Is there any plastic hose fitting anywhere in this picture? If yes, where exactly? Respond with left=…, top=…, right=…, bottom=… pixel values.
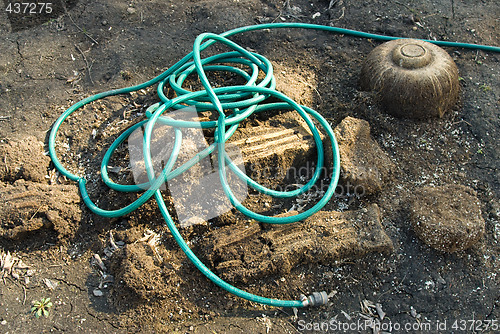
left=302, top=291, right=328, bottom=307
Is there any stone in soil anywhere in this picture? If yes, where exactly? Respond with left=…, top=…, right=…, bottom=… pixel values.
left=410, top=184, right=484, bottom=252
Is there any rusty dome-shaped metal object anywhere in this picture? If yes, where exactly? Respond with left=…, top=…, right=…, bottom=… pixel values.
left=359, top=39, right=460, bottom=119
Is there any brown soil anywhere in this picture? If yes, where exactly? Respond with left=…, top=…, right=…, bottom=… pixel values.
left=410, top=184, right=484, bottom=253
left=1, top=0, right=499, bottom=333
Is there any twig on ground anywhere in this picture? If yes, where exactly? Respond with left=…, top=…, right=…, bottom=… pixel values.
left=74, top=44, right=95, bottom=85
left=28, top=205, right=44, bottom=221
left=299, top=79, right=323, bottom=102
left=331, top=6, right=345, bottom=22
left=328, top=0, right=345, bottom=22
left=328, top=0, right=338, bottom=10
left=452, top=119, right=472, bottom=127
left=62, top=3, right=99, bottom=45
left=22, top=284, right=26, bottom=305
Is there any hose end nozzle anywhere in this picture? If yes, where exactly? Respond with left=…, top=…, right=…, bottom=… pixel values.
left=302, top=291, right=328, bottom=307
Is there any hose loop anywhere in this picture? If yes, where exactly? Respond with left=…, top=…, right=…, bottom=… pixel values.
left=48, top=23, right=499, bottom=308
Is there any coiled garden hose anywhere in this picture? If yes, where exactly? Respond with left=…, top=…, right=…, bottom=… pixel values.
left=48, top=23, right=500, bottom=308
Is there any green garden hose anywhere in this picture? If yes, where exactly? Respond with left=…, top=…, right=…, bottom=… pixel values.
left=48, top=22, right=500, bottom=308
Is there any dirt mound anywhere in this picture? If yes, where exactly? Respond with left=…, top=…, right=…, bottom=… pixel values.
left=230, top=111, right=326, bottom=187
left=203, top=204, right=393, bottom=283
left=410, top=184, right=484, bottom=252
left=0, top=180, right=81, bottom=241
left=0, top=136, right=51, bottom=184
left=109, top=242, right=183, bottom=308
left=334, top=117, right=394, bottom=195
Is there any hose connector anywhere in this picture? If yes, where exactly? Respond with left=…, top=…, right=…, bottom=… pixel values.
left=301, top=291, right=328, bottom=307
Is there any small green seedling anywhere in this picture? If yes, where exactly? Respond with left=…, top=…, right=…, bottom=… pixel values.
left=31, top=298, right=53, bottom=318
left=479, top=84, right=491, bottom=92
